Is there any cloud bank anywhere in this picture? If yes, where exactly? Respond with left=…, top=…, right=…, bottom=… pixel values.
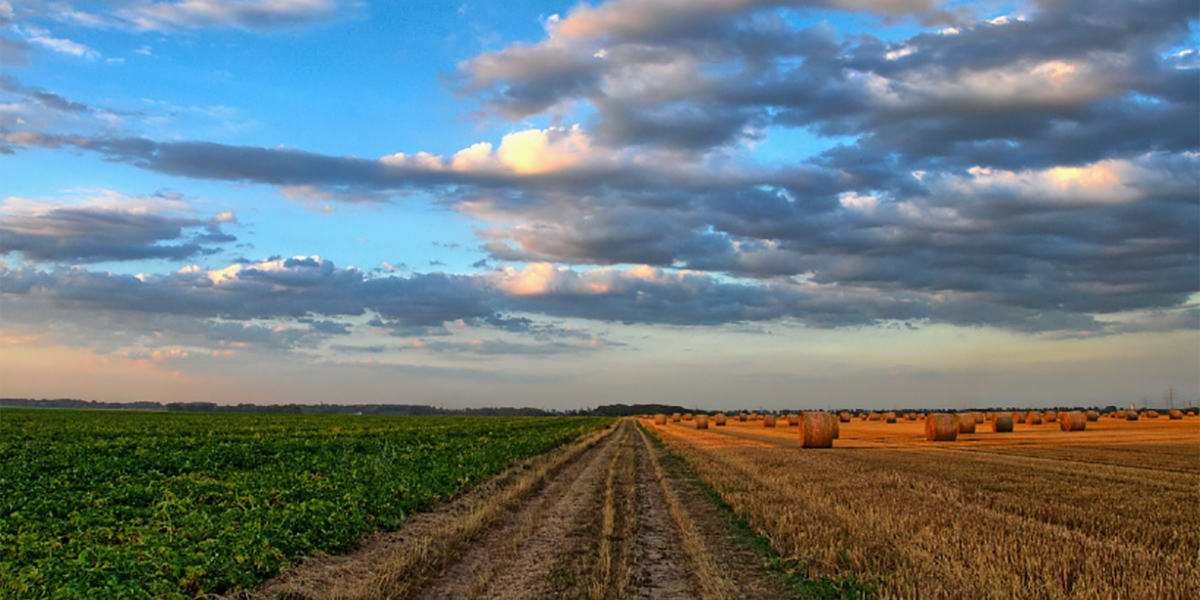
left=2, top=0, right=1196, bottom=362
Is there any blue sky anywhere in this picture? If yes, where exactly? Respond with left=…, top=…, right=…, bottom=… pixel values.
left=1, top=0, right=1197, bottom=409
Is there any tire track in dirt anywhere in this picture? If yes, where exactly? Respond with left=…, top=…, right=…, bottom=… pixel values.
left=234, top=419, right=785, bottom=600
left=417, top=419, right=629, bottom=599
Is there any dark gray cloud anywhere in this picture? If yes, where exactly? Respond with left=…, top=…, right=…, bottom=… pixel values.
left=2, top=0, right=1195, bottom=340
left=2, top=248, right=1194, bottom=363
left=0, top=203, right=237, bottom=263
left=0, top=36, right=30, bottom=66
left=0, top=76, right=95, bottom=114
left=457, top=0, right=1197, bottom=175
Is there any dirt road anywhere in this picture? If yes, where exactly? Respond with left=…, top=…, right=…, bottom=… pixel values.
left=243, top=419, right=784, bottom=600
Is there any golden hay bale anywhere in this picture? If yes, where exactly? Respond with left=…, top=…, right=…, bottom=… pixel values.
left=695, top=414, right=709, bottom=429
left=839, top=412, right=853, bottom=423
left=671, top=413, right=682, bottom=422
left=971, top=412, right=984, bottom=424
left=653, top=414, right=667, bottom=425
left=1059, top=411, right=1086, bottom=431
left=1025, top=412, right=1043, bottom=425
left=1168, top=410, right=1183, bottom=420
left=1186, top=410, right=1196, bottom=417
left=957, top=413, right=977, bottom=434
left=1043, top=410, right=1058, bottom=423
left=1085, top=410, right=1100, bottom=422
left=683, top=413, right=693, bottom=421
left=737, top=413, right=748, bottom=422
left=992, top=413, right=1014, bottom=433
left=762, top=414, right=777, bottom=427
left=925, top=414, right=959, bottom=442
left=905, top=413, right=918, bottom=421
left=832, top=417, right=840, bottom=439
left=984, top=412, right=995, bottom=422
left=868, top=412, right=882, bottom=421
left=1126, top=410, right=1140, bottom=421
left=786, top=414, right=800, bottom=426
left=749, top=413, right=760, bottom=421
left=714, top=413, right=727, bottom=426
left=798, top=412, right=837, bottom=448
left=859, top=414, right=869, bottom=421
left=1114, top=410, right=1126, bottom=419
left=884, top=412, right=897, bottom=423
left=1145, top=410, right=1160, bottom=419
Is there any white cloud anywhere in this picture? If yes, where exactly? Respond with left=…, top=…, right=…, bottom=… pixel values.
left=23, top=29, right=101, bottom=60
left=932, top=157, right=1182, bottom=207
left=116, top=0, right=343, bottom=31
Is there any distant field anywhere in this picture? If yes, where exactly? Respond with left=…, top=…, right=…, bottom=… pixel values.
left=646, top=414, right=1200, bottom=599
left=0, top=410, right=612, bottom=599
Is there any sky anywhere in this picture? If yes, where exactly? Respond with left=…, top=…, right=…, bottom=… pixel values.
left=0, top=0, right=1197, bottom=411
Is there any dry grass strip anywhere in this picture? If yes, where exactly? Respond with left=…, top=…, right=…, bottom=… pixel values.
left=634, top=424, right=740, bottom=600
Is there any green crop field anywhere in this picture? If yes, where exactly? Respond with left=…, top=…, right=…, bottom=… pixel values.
left=0, top=410, right=612, bottom=599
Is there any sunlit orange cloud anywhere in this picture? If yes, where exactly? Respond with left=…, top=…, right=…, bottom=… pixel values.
left=493, top=262, right=702, bottom=296
left=0, top=331, right=44, bottom=347
left=380, top=126, right=612, bottom=176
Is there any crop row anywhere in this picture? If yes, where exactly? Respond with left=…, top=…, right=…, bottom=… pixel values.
left=0, top=410, right=612, bottom=599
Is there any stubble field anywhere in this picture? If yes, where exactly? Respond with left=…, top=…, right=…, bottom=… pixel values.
left=645, top=413, right=1200, bottom=599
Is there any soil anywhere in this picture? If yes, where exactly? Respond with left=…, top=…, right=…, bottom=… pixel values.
left=234, top=419, right=786, bottom=600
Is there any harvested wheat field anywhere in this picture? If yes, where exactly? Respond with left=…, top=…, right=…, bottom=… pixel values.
left=645, top=415, right=1200, bottom=600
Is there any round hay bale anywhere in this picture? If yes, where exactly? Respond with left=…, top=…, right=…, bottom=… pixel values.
left=1085, top=410, right=1100, bottom=422
left=683, top=413, right=693, bottom=421
left=1126, top=410, right=1139, bottom=421
left=839, top=412, right=852, bottom=423
left=957, top=413, right=977, bottom=434
left=884, top=412, right=897, bottom=424
left=1186, top=410, right=1196, bottom=417
left=787, top=414, right=800, bottom=426
left=971, top=412, right=984, bottom=424
left=798, top=412, right=837, bottom=448
left=762, top=414, right=777, bottom=427
left=714, top=413, right=727, bottom=426
left=1059, top=411, right=1086, bottom=431
left=867, top=412, right=882, bottom=422
left=1114, top=410, right=1126, bottom=419
left=1025, top=412, right=1043, bottom=425
left=1168, top=410, right=1183, bottom=420
left=653, top=414, right=667, bottom=425
left=905, top=413, right=918, bottom=421
left=1043, top=410, right=1058, bottom=423
left=992, top=413, right=1014, bottom=433
left=737, top=413, right=747, bottom=422
left=925, top=414, right=959, bottom=442
left=1145, top=410, right=1160, bottom=419
left=671, top=413, right=682, bottom=423
left=695, top=414, right=709, bottom=429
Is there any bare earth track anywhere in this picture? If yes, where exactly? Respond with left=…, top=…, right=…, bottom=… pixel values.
left=235, top=414, right=1198, bottom=600
left=237, top=420, right=784, bottom=600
